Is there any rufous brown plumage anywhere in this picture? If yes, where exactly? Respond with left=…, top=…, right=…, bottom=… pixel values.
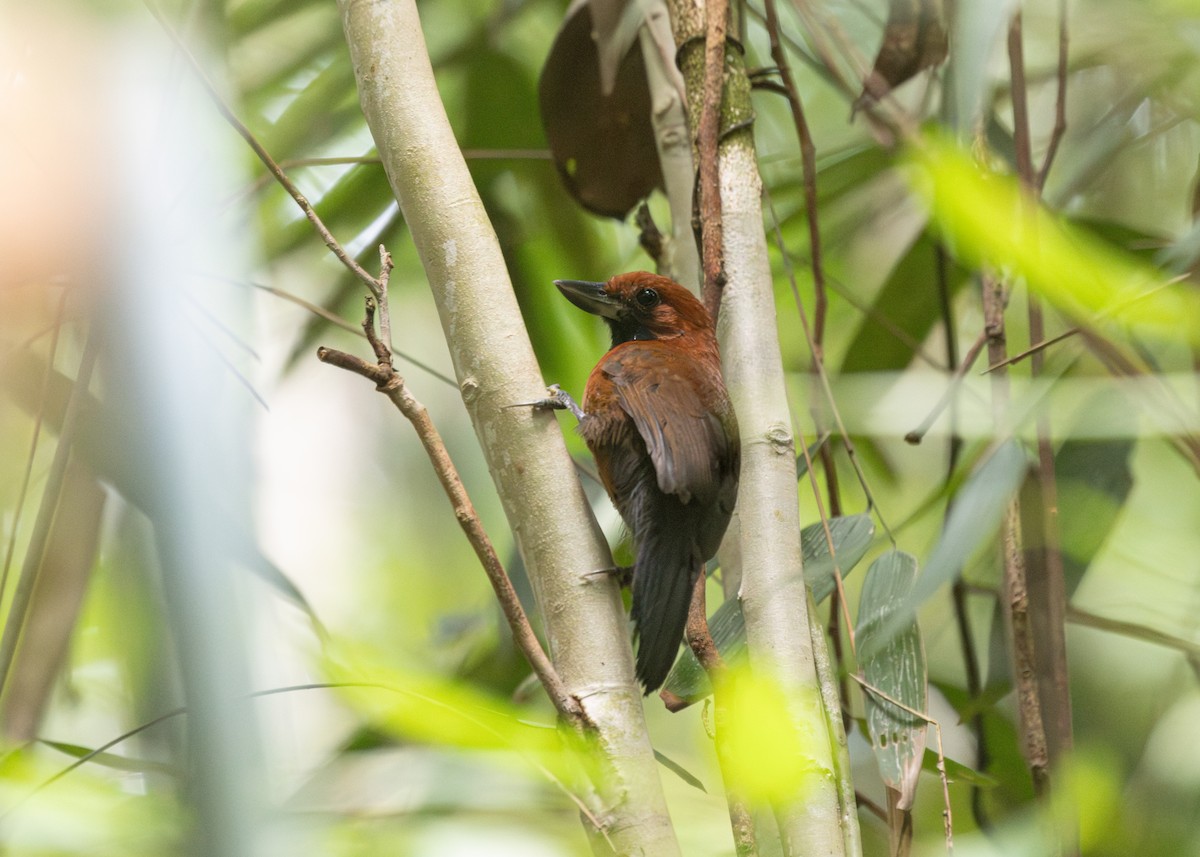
left=553, top=272, right=740, bottom=692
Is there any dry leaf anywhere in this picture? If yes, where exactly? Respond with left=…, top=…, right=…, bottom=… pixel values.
left=855, top=0, right=950, bottom=111
left=538, top=1, right=663, bottom=219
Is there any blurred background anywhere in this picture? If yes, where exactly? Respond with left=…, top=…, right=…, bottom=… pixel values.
left=1, top=0, right=1199, bottom=854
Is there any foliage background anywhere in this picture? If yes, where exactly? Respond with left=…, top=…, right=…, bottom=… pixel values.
left=1, top=0, right=1199, bottom=855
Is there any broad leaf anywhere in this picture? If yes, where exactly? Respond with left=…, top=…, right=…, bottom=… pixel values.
left=857, top=549, right=926, bottom=810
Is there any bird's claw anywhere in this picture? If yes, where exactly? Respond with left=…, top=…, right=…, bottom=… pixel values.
left=506, top=384, right=585, bottom=421
left=583, top=565, right=633, bottom=590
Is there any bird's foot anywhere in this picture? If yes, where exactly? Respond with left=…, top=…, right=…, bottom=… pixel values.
left=506, top=384, right=585, bottom=421
left=582, top=564, right=633, bottom=590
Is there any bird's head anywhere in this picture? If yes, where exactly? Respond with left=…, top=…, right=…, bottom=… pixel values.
left=554, top=272, right=713, bottom=347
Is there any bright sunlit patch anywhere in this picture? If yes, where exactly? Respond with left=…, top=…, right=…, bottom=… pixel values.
left=720, top=666, right=829, bottom=805
left=1056, top=750, right=1123, bottom=853
left=321, top=642, right=572, bottom=778
left=905, top=135, right=1200, bottom=345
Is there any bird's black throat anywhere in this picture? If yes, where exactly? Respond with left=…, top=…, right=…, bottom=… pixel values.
left=606, top=318, right=657, bottom=347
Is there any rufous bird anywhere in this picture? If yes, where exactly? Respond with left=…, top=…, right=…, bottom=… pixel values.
left=534, top=272, right=740, bottom=692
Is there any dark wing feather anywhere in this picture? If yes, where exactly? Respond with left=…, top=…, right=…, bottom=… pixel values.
left=603, top=354, right=731, bottom=505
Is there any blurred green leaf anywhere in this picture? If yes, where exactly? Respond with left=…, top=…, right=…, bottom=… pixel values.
left=40, top=740, right=177, bottom=778
left=722, top=667, right=828, bottom=805
left=908, top=136, right=1200, bottom=344
left=653, top=750, right=707, bottom=793
left=322, top=644, right=571, bottom=778
left=262, top=160, right=395, bottom=260
left=1056, top=434, right=1136, bottom=596
left=228, top=0, right=325, bottom=37
left=900, top=441, right=1028, bottom=647
left=232, top=5, right=344, bottom=98
left=263, top=52, right=359, bottom=158
left=840, top=231, right=967, bottom=374
left=0, top=351, right=321, bottom=623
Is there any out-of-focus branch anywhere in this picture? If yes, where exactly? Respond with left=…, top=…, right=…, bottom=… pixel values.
left=1037, top=0, right=1070, bottom=191
left=763, top=0, right=826, bottom=357
left=905, top=330, right=988, bottom=445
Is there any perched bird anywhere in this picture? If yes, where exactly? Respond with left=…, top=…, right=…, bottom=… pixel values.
left=542, top=272, right=740, bottom=692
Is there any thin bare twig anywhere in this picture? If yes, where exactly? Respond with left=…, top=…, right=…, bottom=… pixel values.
left=795, top=428, right=857, bottom=656
left=764, top=0, right=828, bottom=359
left=936, top=242, right=989, bottom=829
left=1067, top=606, right=1200, bottom=658
left=1037, top=0, right=1070, bottom=191
left=983, top=328, right=1079, bottom=374
left=905, top=331, right=989, bottom=445
left=1010, top=13, right=1075, bottom=807
left=317, top=254, right=583, bottom=728
left=204, top=272, right=460, bottom=388
left=698, top=0, right=729, bottom=318
left=855, top=791, right=888, bottom=822
left=145, top=1, right=384, bottom=300
left=765, top=192, right=896, bottom=544
left=764, top=1, right=853, bottom=715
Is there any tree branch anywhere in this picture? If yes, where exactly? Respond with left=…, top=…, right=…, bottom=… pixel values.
left=667, top=0, right=856, bottom=852
left=317, top=256, right=584, bottom=728
left=1009, top=12, right=1076, bottom=811
left=1037, top=0, right=1070, bottom=191
left=336, top=3, right=681, bottom=852
left=763, top=0, right=827, bottom=358
left=698, top=0, right=729, bottom=318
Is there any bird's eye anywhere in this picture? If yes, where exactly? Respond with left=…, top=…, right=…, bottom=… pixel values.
left=634, top=288, right=660, bottom=309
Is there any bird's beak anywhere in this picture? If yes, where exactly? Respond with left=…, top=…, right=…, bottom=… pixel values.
left=554, top=279, right=622, bottom=320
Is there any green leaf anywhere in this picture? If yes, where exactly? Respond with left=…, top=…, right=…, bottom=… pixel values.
left=653, top=750, right=707, bottom=793
left=263, top=52, right=360, bottom=159
left=909, top=136, right=1200, bottom=345
left=856, top=550, right=926, bottom=810
left=1054, top=394, right=1136, bottom=596
left=322, top=645, right=566, bottom=776
left=262, top=160, right=396, bottom=260
left=40, top=740, right=177, bottom=777
left=920, top=747, right=999, bottom=789
left=840, top=232, right=967, bottom=375
left=660, top=514, right=876, bottom=708
left=867, top=440, right=1029, bottom=658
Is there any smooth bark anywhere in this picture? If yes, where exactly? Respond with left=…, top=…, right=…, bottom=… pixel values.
left=336, top=2, right=681, bottom=853
left=667, top=1, right=853, bottom=853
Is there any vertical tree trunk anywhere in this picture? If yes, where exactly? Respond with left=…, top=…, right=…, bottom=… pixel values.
left=667, top=1, right=857, bottom=854
left=336, top=1, right=681, bottom=853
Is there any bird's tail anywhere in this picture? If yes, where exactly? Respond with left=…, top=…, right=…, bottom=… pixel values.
left=631, top=531, right=703, bottom=693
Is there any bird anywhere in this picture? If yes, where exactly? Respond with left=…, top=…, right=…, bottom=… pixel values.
left=536, top=272, right=740, bottom=692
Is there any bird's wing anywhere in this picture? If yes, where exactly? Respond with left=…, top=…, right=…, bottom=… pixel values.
left=602, top=351, right=733, bottom=505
